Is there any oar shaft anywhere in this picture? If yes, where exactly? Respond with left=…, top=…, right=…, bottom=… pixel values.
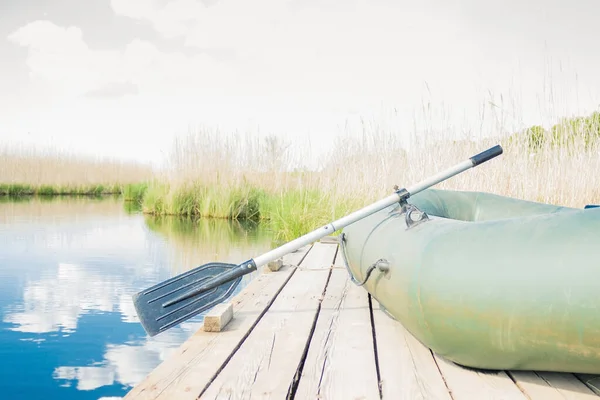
left=252, top=192, right=400, bottom=266
left=133, top=144, right=502, bottom=336
left=405, top=159, right=474, bottom=195
left=253, top=144, right=502, bottom=267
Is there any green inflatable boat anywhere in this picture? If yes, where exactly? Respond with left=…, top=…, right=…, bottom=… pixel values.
left=340, top=188, right=600, bottom=373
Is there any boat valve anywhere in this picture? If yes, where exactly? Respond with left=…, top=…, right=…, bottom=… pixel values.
left=374, top=259, right=390, bottom=273
left=356, top=258, right=390, bottom=286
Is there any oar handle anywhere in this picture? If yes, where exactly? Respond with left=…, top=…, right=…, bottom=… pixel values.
left=405, top=144, right=503, bottom=196
left=470, top=145, right=503, bottom=166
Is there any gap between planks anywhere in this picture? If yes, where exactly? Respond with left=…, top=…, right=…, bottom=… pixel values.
left=509, top=371, right=600, bottom=399
left=293, top=249, right=380, bottom=400
left=370, top=298, right=452, bottom=400
left=434, top=357, right=600, bottom=400
left=124, top=244, right=312, bottom=400
left=198, top=242, right=339, bottom=399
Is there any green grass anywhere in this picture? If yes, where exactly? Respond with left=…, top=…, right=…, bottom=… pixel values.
left=0, top=182, right=157, bottom=200
left=122, top=182, right=148, bottom=203
left=138, top=181, right=366, bottom=242
left=0, top=183, right=124, bottom=196
left=0, top=184, right=34, bottom=196
left=141, top=182, right=265, bottom=220
left=259, top=189, right=364, bottom=243
left=140, top=181, right=170, bottom=215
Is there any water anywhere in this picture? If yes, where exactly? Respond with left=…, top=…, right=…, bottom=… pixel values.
left=0, top=196, right=274, bottom=399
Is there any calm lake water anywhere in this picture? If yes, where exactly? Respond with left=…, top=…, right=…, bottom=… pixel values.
left=0, top=196, right=274, bottom=399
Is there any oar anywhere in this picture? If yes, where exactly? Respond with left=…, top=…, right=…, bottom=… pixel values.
left=133, top=144, right=503, bottom=336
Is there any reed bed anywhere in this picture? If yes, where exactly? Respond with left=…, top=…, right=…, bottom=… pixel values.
left=139, top=112, right=600, bottom=241
left=3, top=112, right=598, bottom=242
left=0, top=145, right=153, bottom=196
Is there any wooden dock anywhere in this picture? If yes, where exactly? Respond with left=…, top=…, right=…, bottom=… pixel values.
left=125, top=241, right=600, bottom=399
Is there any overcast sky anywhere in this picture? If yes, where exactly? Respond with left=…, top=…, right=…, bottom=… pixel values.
left=1, top=0, right=600, bottom=165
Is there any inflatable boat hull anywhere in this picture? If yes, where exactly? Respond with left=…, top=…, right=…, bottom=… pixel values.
left=340, top=189, right=600, bottom=373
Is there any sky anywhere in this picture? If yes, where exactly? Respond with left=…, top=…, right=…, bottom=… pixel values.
left=1, top=0, right=600, bottom=166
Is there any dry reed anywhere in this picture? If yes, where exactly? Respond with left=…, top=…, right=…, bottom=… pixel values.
left=144, top=110, right=600, bottom=240
left=322, top=125, right=600, bottom=209
left=0, top=145, right=154, bottom=194
left=4, top=108, right=598, bottom=241
left=160, top=115, right=600, bottom=205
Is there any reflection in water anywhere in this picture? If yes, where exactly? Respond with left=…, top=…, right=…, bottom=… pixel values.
left=5, top=262, right=140, bottom=334
left=144, top=215, right=273, bottom=274
left=52, top=318, right=204, bottom=392
left=0, top=196, right=273, bottom=399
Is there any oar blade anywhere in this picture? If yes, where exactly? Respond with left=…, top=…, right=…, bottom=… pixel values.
left=133, top=262, right=242, bottom=336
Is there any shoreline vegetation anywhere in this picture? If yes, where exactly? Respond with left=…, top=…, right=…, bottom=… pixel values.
left=0, top=183, right=123, bottom=196
left=2, top=111, right=600, bottom=241
left=0, top=145, right=154, bottom=197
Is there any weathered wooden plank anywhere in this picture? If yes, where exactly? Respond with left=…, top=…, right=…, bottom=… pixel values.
left=371, top=300, right=452, bottom=400
left=124, top=244, right=312, bottom=400
left=301, top=242, right=338, bottom=270
left=198, top=242, right=338, bottom=399
left=510, top=371, right=599, bottom=399
left=294, top=253, right=380, bottom=400
left=319, top=235, right=340, bottom=244
left=434, top=354, right=527, bottom=400
left=577, top=374, right=600, bottom=396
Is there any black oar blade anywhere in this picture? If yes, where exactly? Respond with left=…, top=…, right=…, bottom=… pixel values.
left=133, top=262, right=242, bottom=337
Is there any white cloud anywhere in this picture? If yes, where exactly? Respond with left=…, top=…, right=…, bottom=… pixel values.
left=7, top=20, right=231, bottom=99
left=182, top=0, right=289, bottom=52
left=5, top=19, right=245, bottom=164
left=54, top=365, right=116, bottom=391
left=7, top=249, right=210, bottom=391
left=111, top=0, right=205, bottom=38
left=104, top=0, right=470, bottom=108
left=8, top=21, right=122, bottom=98
left=4, top=262, right=136, bottom=333
left=2, top=222, right=156, bottom=334
left=5, top=0, right=600, bottom=165
left=53, top=320, right=204, bottom=391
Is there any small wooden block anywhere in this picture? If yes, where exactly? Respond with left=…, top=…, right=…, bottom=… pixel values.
left=266, top=258, right=283, bottom=272
left=203, top=303, right=233, bottom=332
